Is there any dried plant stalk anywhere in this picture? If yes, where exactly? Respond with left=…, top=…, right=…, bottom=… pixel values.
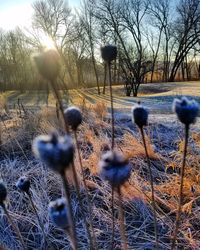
left=171, top=125, right=189, bottom=250
left=117, top=186, right=128, bottom=250
left=140, top=128, right=158, bottom=249
left=1, top=203, right=26, bottom=250
left=74, top=130, right=98, bottom=250
left=61, top=174, right=78, bottom=250
left=108, top=62, right=115, bottom=150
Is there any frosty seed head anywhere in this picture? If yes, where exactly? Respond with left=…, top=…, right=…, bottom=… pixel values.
left=99, top=151, right=131, bottom=187
left=173, top=97, right=199, bottom=125
left=16, top=176, right=30, bottom=193
left=64, top=106, right=82, bottom=131
left=101, top=45, right=117, bottom=62
left=132, top=102, right=148, bottom=128
left=0, top=181, right=7, bottom=204
left=32, top=132, right=74, bottom=173
left=34, top=49, right=60, bottom=81
left=48, top=198, right=70, bottom=229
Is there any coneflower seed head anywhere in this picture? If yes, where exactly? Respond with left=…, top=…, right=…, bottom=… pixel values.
left=101, top=45, right=117, bottom=62
left=34, top=49, right=60, bottom=81
left=64, top=106, right=82, bottom=131
left=32, top=132, right=74, bottom=173
left=173, top=97, right=199, bottom=125
left=16, top=176, right=30, bottom=193
left=99, top=151, right=131, bottom=187
left=48, top=198, right=70, bottom=229
left=132, top=103, right=148, bottom=128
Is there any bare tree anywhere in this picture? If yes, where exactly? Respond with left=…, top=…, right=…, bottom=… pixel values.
left=169, top=0, right=200, bottom=82
left=79, top=0, right=101, bottom=94
left=0, top=29, right=34, bottom=92
left=32, top=0, right=76, bottom=85
left=147, top=0, right=172, bottom=82
left=91, top=0, right=151, bottom=96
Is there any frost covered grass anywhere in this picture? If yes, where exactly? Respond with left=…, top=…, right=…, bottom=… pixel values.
left=0, top=100, right=200, bottom=249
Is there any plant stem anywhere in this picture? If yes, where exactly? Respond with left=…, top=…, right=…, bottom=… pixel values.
left=26, top=192, right=46, bottom=238
left=61, top=174, right=78, bottom=250
left=50, top=76, right=96, bottom=249
left=71, top=161, right=94, bottom=249
left=50, top=80, right=69, bottom=133
left=50, top=79, right=79, bottom=248
left=74, top=130, right=98, bottom=250
left=65, top=229, right=76, bottom=250
left=1, top=203, right=26, bottom=250
left=103, top=62, right=107, bottom=95
left=108, top=62, right=115, bottom=150
left=140, top=127, right=158, bottom=249
left=0, top=244, right=5, bottom=250
left=171, top=124, right=189, bottom=250
left=111, top=184, right=115, bottom=250
left=117, top=186, right=128, bottom=250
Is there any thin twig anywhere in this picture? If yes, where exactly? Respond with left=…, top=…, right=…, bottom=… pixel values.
left=64, top=229, right=76, bottom=250
left=71, top=161, right=94, bottom=249
left=171, top=124, right=189, bottom=250
left=50, top=80, right=69, bottom=133
left=108, top=62, right=115, bottom=150
left=103, top=62, right=107, bottom=95
left=1, top=203, right=26, bottom=250
left=61, top=174, right=78, bottom=250
left=26, top=192, right=45, bottom=234
left=26, top=191, right=49, bottom=248
left=140, top=128, right=158, bottom=249
left=74, top=130, right=98, bottom=250
left=117, top=186, right=128, bottom=250
left=111, top=184, right=115, bottom=250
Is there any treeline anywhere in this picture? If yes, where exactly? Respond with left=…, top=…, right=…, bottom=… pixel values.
left=0, top=0, right=200, bottom=96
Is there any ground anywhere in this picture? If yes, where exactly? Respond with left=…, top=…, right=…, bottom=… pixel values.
left=0, top=81, right=200, bottom=250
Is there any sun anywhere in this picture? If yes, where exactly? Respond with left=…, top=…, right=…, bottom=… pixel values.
left=40, top=34, right=56, bottom=50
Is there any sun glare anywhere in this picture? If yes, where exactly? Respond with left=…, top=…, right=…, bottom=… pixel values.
left=40, top=35, right=56, bottom=50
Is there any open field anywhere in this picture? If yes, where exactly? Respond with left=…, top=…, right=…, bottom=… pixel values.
left=0, top=81, right=200, bottom=250
left=74, top=81, right=200, bottom=114
left=2, top=81, right=200, bottom=115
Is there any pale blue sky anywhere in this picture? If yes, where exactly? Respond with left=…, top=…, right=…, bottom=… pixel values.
left=0, top=0, right=80, bottom=30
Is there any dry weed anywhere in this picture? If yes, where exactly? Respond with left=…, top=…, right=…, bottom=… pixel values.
left=92, top=101, right=108, bottom=120
left=0, top=102, right=200, bottom=249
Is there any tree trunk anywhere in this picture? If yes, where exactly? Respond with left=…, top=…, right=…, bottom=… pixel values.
left=91, top=51, right=100, bottom=95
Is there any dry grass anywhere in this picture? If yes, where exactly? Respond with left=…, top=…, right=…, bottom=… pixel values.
left=0, top=94, right=8, bottom=113
left=92, top=101, right=108, bottom=120
left=0, top=103, right=200, bottom=250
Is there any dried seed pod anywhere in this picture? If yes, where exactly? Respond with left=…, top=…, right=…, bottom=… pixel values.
left=64, top=106, right=82, bottom=131
left=101, top=45, right=117, bottom=62
left=173, top=97, right=199, bottom=125
left=34, top=49, right=60, bottom=81
left=48, top=198, right=70, bottom=229
left=132, top=103, right=148, bottom=128
left=0, top=181, right=7, bottom=204
left=33, top=132, right=74, bottom=173
left=99, top=151, right=131, bottom=187
left=16, top=176, right=30, bottom=193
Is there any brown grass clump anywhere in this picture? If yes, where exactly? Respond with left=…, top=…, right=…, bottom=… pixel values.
left=0, top=94, right=8, bottom=113
left=121, top=132, right=159, bottom=160
left=192, top=132, right=200, bottom=149
left=82, top=126, right=110, bottom=174
left=92, top=101, right=108, bottom=120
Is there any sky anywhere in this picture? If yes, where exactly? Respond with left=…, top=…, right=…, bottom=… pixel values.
left=0, top=0, right=80, bottom=31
